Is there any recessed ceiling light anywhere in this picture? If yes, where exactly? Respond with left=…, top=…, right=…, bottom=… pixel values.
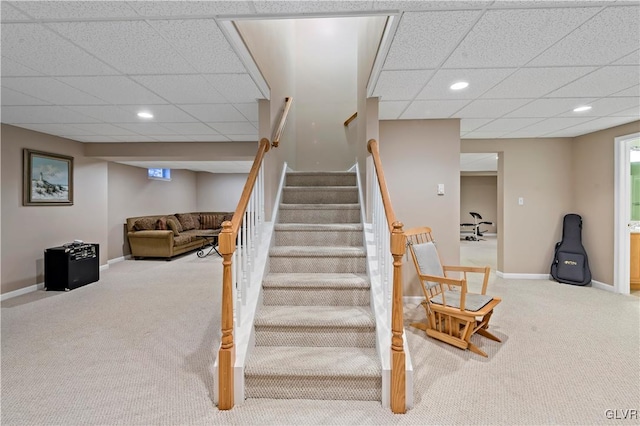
left=573, top=105, right=592, bottom=112
left=450, top=81, right=469, bottom=90
left=137, top=111, right=153, bottom=119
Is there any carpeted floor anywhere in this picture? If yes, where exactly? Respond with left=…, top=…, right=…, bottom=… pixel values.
left=2, top=241, right=639, bottom=425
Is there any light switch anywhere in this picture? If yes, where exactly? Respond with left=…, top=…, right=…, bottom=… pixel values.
left=437, top=184, right=445, bottom=195
left=518, top=197, right=524, bottom=205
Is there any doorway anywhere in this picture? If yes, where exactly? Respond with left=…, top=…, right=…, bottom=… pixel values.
left=614, top=132, right=640, bottom=295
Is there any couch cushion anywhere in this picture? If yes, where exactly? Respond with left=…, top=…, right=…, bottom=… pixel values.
left=134, top=217, right=157, bottom=231
left=167, top=218, right=180, bottom=236
left=173, top=234, right=192, bottom=246
left=176, top=213, right=196, bottom=231
left=167, top=215, right=183, bottom=232
left=200, top=213, right=219, bottom=230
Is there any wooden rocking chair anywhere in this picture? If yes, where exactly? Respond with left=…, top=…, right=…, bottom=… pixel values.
left=405, top=226, right=502, bottom=357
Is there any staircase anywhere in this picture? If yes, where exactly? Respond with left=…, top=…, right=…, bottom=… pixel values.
left=244, top=170, right=381, bottom=401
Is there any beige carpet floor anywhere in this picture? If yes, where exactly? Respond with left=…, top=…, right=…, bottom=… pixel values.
left=2, top=241, right=639, bottom=425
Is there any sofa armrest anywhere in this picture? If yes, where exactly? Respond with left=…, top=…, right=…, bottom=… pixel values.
left=128, top=230, right=173, bottom=239
left=128, top=230, right=174, bottom=258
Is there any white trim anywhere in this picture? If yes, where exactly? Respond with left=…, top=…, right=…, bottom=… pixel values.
left=108, top=255, right=131, bottom=265
left=614, top=132, right=638, bottom=294
left=1, top=282, right=44, bottom=301
left=100, top=264, right=109, bottom=272
left=496, top=271, right=549, bottom=280
left=367, top=13, right=401, bottom=98
left=592, top=280, right=615, bottom=292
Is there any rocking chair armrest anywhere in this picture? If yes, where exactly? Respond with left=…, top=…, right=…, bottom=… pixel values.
left=442, top=265, right=489, bottom=274
left=418, top=273, right=468, bottom=293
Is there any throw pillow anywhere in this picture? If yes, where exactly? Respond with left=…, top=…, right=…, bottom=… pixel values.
left=176, top=213, right=196, bottom=231
left=134, top=217, right=156, bottom=231
left=167, top=215, right=183, bottom=232
left=156, top=216, right=167, bottom=230
left=167, top=219, right=180, bottom=236
left=200, top=214, right=217, bottom=229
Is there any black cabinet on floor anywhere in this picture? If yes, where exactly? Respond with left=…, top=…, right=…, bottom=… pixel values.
left=45, top=244, right=99, bottom=291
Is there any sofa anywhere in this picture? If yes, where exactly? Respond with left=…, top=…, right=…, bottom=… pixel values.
left=126, top=212, right=233, bottom=260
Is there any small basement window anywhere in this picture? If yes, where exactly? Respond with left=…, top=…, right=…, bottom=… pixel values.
left=148, top=168, right=171, bottom=181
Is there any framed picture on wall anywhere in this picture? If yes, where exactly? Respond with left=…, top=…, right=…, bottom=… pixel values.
left=23, top=149, right=74, bottom=206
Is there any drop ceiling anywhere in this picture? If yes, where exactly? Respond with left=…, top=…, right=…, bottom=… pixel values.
left=1, top=1, right=639, bottom=173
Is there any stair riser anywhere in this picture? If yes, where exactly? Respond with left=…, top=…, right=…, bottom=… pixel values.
left=245, top=376, right=381, bottom=401
left=279, top=208, right=360, bottom=224
left=282, top=188, right=358, bottom=204
left=275, top=230, right=363, bottom=246
left=255, top=326, right=376, bottom=348
left=286, top=174, right=357, bottom=187
left=269, top=256, right=366, bottom=273
left=262, top=288, right=370, bottom=306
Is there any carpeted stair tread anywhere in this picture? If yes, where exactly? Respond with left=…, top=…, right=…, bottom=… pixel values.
left=245, top=346, right=380, bottom=377
left=263, top=273, right=370, bottom=289
left=275, top=223, right=363, bottom=231
left=279, top=203, right=360, bottom=210
left=284, top=185, right=357, bottom=190
left=270, top=246, right=366, bottom=257
left=255, top=305, right=375, bottom=328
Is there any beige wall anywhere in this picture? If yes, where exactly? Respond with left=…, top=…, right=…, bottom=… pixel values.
left=572, top=120, right=640, bottom=285
left=196, top=172, right=248, bottom=212
left=460, top=175, right=498, bottom=234
left=1, top=125, right=109, bottom=294
left=379, top=119, right=461, bottom=296
left=237, top=19, right=296, bottom=221
left=106, top=162, right=198, bottom=260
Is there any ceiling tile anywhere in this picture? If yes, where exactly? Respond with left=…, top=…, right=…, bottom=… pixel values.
left=444, top=7, right=600, bottom=68
left=505, top=98, right=598, bottom=118
left=112, top=122, right=176, bottom=135
left=462, top=131, right=510, bottom=139
left=159, top=123, right=219, bottom=135
left=559, top=97, right=640, bottom=117
left=48, top=21, right=196, bottom=74
left=374, top=1, right=491, bottom=11
left=227, top=134, right=258, bottom=142
left=203, top=74, right=263, bottom=103
left=541, top=116, right=638, bottom=137
left=127, top=1, right=255, bottom=16
left=378, top=101, right=410, bottom=119
left=614, top=49, right=640, bottom=65
left=17, top=123, right=94, bottom=136
left=2, top=77, right=108, bottom=105
left=482, top=67, right=596, bottom=99
left=400, top=99, right=470, bottom=119
left=0, top=57, right=43, bottom=77
left=11, top=1, right=139, bottom=19
left=69, top=123, right=139, bottom=136
left=119, top=105, right=199, bottom=123
left=384, top=10, right=481, bottom=69
left=416, top=68, right=515, bottom=100
left=64, top=105, right=146, bottom=123
left=132, top=75, right=227, bottom=104
left=149, top=20, right=246, bottom=74
left=612, top=85, right=640, bottom=97
left=0, top=87, right=51, bottom=105
left=207, top=122, right=257, bottom=134
left=58, top=76, right=167, bottom=105
left=515, top=116, right=597, bottom=135
left=233, top=103, right=259, bottom=121
left=109, top=135, right=158, bottom=142
left=1, top=105, right=99, bottom=123
left=475, top=118, right=545, bottom=133
left=150, top=135, right=193, bottom=142
left=455, top=99, right=533, bottom=118
left=460, top=118, right=494, bottom=132
left=372, top=70, right=434, bottom=100
left=610, top=106, right=640, bottom=117
left=188, top=134, right=231, bottom=142
left=1, top=23, right=117, bottom=75
left=546, top=66, right=640, bottom=98
left=529, top=6, right=640, bottom=66
left=252, top=1, right=373, bottom=14
left=178, top=104, right=247, bottom=122
left=1, top=3, right=32, bottom=21
left=72, top=135, right=122, bottom=143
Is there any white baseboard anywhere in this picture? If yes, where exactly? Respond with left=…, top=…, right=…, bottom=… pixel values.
left=107, top=255, right=131, bottom=265
left=1, top=282, right=45, bottom=301
left=591, top=280, right=615, bottom=292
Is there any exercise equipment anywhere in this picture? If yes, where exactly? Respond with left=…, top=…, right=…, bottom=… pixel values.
left=460, top=212, right=493, bottom=241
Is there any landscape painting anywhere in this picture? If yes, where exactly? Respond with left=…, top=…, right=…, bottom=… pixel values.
left=23, top=149, right=73, bottom=206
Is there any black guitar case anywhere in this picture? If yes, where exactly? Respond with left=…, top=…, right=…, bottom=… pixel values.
left=550, top=214, right=592, bottom=286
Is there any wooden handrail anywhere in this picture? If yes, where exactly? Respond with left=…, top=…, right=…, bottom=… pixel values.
left=367, top=138, right=406, bottom=414
left=217, top=137, right=270, bottom=410
left=344, top=112, right=357, bottom=127
left=272, top=97, right=292, bottom=148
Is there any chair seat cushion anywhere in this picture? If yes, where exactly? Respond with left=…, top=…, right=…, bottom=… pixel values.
left=431, top=290, right=493, bottom=312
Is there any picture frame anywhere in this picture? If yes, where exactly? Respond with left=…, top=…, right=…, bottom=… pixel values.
left=23, top=149, right=74, bottom=206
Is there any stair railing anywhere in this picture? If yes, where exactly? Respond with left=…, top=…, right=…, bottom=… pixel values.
left=271, top=97, right=293, bottom=148
left=367, top=138, right=406, bottom=414
left=344, top=111, right=357, bottom=127
left=218, top=137, right=270, bottom=410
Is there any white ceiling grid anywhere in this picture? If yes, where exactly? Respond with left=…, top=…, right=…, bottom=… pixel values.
left=0, top=0, right=638, bottom=151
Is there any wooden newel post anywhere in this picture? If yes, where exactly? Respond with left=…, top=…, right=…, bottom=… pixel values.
left=390, top=221, right=406, bottom=414
left=218, top=220, right=235, bottom=410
